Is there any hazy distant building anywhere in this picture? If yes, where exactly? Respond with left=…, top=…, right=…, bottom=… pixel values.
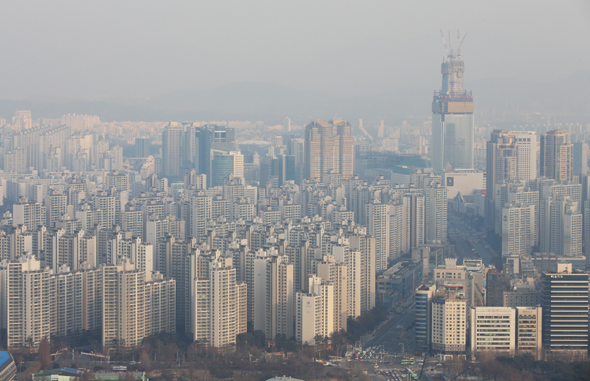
left=540, top=130, right=573, bottom=181
left=135, top=137, right=150, bottom=158
left=211, top=151, right=244, bottom=187
left=573, top=142, right=588, bottom=176
left=304, top=119, right=354, bottom=180
left=431, top=49, right=474, bottom=171
left=162, top=122, right=183, bottom=178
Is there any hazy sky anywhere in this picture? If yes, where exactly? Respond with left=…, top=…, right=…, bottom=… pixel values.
left=1, top=0, right=589, bottom=100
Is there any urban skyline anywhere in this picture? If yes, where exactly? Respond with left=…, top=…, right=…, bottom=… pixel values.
left=0, top=9, right=588, bottom=380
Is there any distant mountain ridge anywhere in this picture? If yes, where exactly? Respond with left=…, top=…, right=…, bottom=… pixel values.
left=0, top=72, right=588, bottom=123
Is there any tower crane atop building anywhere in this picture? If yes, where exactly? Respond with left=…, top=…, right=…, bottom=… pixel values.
left=440, top=30, right=467, bottom=62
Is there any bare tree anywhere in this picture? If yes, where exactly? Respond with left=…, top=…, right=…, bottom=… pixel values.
left=38, top=337, right=52, bottom=370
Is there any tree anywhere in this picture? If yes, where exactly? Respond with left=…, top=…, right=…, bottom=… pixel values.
left=139, top=348, right=152, bottom=371
left=38, top=337, right=52, bottom=370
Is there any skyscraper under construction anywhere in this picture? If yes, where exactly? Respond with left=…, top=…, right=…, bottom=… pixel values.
left=431, top=32, right=474, bottom=171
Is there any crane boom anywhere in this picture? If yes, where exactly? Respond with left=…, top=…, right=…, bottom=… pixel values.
left=440, top=30, right=450, bottom=57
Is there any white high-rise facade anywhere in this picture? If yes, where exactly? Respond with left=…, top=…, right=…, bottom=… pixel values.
left=425, top=185, right=447, bottom=244
left=366, top=201, right=389, bottom=271
left=253, top=255, right=294, bottom=340
left=431, top=292, right=467, bottom=356
left=470, top=307, right=516, bottom=358
left=102, top=261, right=175, bottom=348
left=501, top=203, right=535, bottom=258
left=513, top=131, right=538, bottom=180
left=189, top=254, right=246, bottom=347
left=539, top=195, right=583, bottom=256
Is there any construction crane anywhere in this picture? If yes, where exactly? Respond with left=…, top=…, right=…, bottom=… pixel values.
left=456, top=30, right=467, bottom=60
left=440, top=30, right=467, bottom=61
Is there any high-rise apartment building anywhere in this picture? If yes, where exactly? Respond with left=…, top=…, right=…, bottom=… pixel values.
left=304, top=119, right=354, bottom=180
left=540, top=130, right=573, bottom=181
left=541, top=263, right=588, bottom=359
left=539, top=195, right=583, bottom=257
left=0, top=256, right=52, bottom=349
left=253, top=255, right=294, bottom=340
left=425, top=185, right=447, bottom=244
left=366, top=200, right=389, bottom=272
left=102, top=261, right=175, bottom=348
left=486, top=130, right=517, bottom=227
left=12, top=199, right=46, bottom=230
left=431, top=48, right=474, bottom=171
left=296, top=275, right=335, bottom=344
left=189, top=254, right=246, bottom=347
left=501, top=203, right=535, bottom=258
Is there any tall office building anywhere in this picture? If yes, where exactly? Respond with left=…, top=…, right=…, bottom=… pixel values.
left=470, top=307, right=516, bottom=358
left=431, top=292, right=467, bottom=357
left=211, top=151, right=244, bottom=187
left=135, top=137, right=150, bottom=158
left=415, top=284, right=436, bottom=351
left=513, top=131, right=538, bottom=180
left=162, top=122, right=183, bottom=178
left=541, top=263, right=588, bottom=359
left=304, top=119, right=354, bottom=180
left=540, top=130, right=573, bottom=181
left=516, top=306, right=542, bottom=360
left=431, top=46, right=474, bottom=171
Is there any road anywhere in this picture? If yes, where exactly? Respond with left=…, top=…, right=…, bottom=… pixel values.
left=448, top=213, right=501, bottom=267
left=363, top=306, right=416, bottom=355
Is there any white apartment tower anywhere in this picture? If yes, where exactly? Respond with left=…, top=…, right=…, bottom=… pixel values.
left=539, top=195, right=583, bottom=256
left=189, top=254, right=247, bottom=347
left=366, top=200, right=389, bottom=271
left=296, top=275, right=335, bottom=344
left=425, top=185, right=447, bottom=244
left=501, top=203, right=535, bottom=258
left=0, top=256, right=52, bottom=349
left=102, top=261, right=175, bottom=348
left=12, top=199, right=46, bottom=230
left=253, top=255, right=294, bottom=340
